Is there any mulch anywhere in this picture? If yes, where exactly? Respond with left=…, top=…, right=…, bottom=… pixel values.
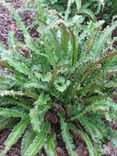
left=0, top=0, right=117, bottom=156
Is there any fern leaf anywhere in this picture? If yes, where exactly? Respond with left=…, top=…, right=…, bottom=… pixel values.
left=0, top=107, right=26, bottom=117
left=21, top=130, right=36, bottom=156
left=24, top=82, right=48, bottom=91
left=0, top=90, right=23, bottom=97
left=35, top=93, right=50, bottom=106
left=77, top=117, right=105, bottom=141
left=24, top=91, right=38, bottom=100
left=0, top=117, right=10, bottom=130
left=44, top=134, right=57, bottom=156
left=0, top=117, right=16, bottom=130
left=8, top=61, right=30, bottom=75
left=44, top=35, right=57, bottom=68
left=3, top=117, right=29, bottom=154
left=30, top=105, right=50, bottom=133
left=69, top=29, right=79, bottom=65
left=86, top=27, right=100, bottom=53
left=30, top=94, right=51, bottom=133
left=24, top=124, right=49, bottom=156
left=0, top=79, right=15, bottom=91
left=61, top=24, right=70, bottom=54
left=48, top=30, right=62, bottom=60
left=59, top=113, right=77, bottom=156
left=30, top=106, right=40, bottom=133
left=95, top=22, right=117, bottom=55
left=0, top=72, right=15, bottom=86
left=12, top=98, right=32, bottom=110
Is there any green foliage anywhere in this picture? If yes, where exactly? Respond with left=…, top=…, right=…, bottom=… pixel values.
left=59, top=113, right=77, bottom=156
left=44, top=134, right=58, bottom=156
left=68, top=123, right=97, bottom=156
left=102, top=0, right=117, bottom=23
left=24, top=124, right=49, bottom=156
left=3, top=117, right=29, bottom=155
left=44, top=0, right=107, bottom=21
left=21, top=130, right=36, bottom=156
left=0, top=0, right=117, bottom=156
left=45, top=0, right=117, bottom=23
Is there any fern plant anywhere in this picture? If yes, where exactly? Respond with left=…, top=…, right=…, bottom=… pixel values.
left=0, top=0, right=117, bottom=156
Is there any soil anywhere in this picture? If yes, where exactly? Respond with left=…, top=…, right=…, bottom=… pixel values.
left=0, top=0, right=117, bottom=156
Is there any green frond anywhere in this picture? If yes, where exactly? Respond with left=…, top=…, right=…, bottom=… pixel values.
left=24, top=91, right=38, bottom=100
left=10, top=98, right=32, bottom=110
left=77, top=116, right=108, bottom=141
left=21, top=130, right=36, bottom=156
left=44, top=134, right=58, bottom=156
left=3, top=117, right=29, bottom=155
left=0, top=73, right=15, bottom=93
left=0, top=107, right=26, bottom=118
left=60, top=24, right=70, bottom=54
left=79, top=98, right=117, bottom=116
left=30, top=106, right=41, bottom=133
left=43, top=34, right=57, bottom=68
left=29, top=94, right=51, bottom=132
left=24, top=124, right=49, bottom=156
left=69, top=29, right=79, bottom=65
left=24, top=82, right=48, bottom=91
left=0, top=117, right=17, bottom=130
left=59, top=113, right=77, bottom=156
left=94, top=22, right=117, bottom=55
left=0, top=90, right=23, bottom=97
left=30, top=104, right=51, bottom=133
left=8, top=61, right=30, bottom=75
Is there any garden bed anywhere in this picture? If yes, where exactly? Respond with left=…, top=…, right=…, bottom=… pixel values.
left=0, top=0, right=117, bottom=156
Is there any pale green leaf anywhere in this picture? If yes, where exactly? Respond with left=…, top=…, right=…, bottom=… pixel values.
left=54, top=77, right=70, bottom=92
left=44, top=134, right=57, bottom=156
left=21, top=130, right=36, bottom=156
